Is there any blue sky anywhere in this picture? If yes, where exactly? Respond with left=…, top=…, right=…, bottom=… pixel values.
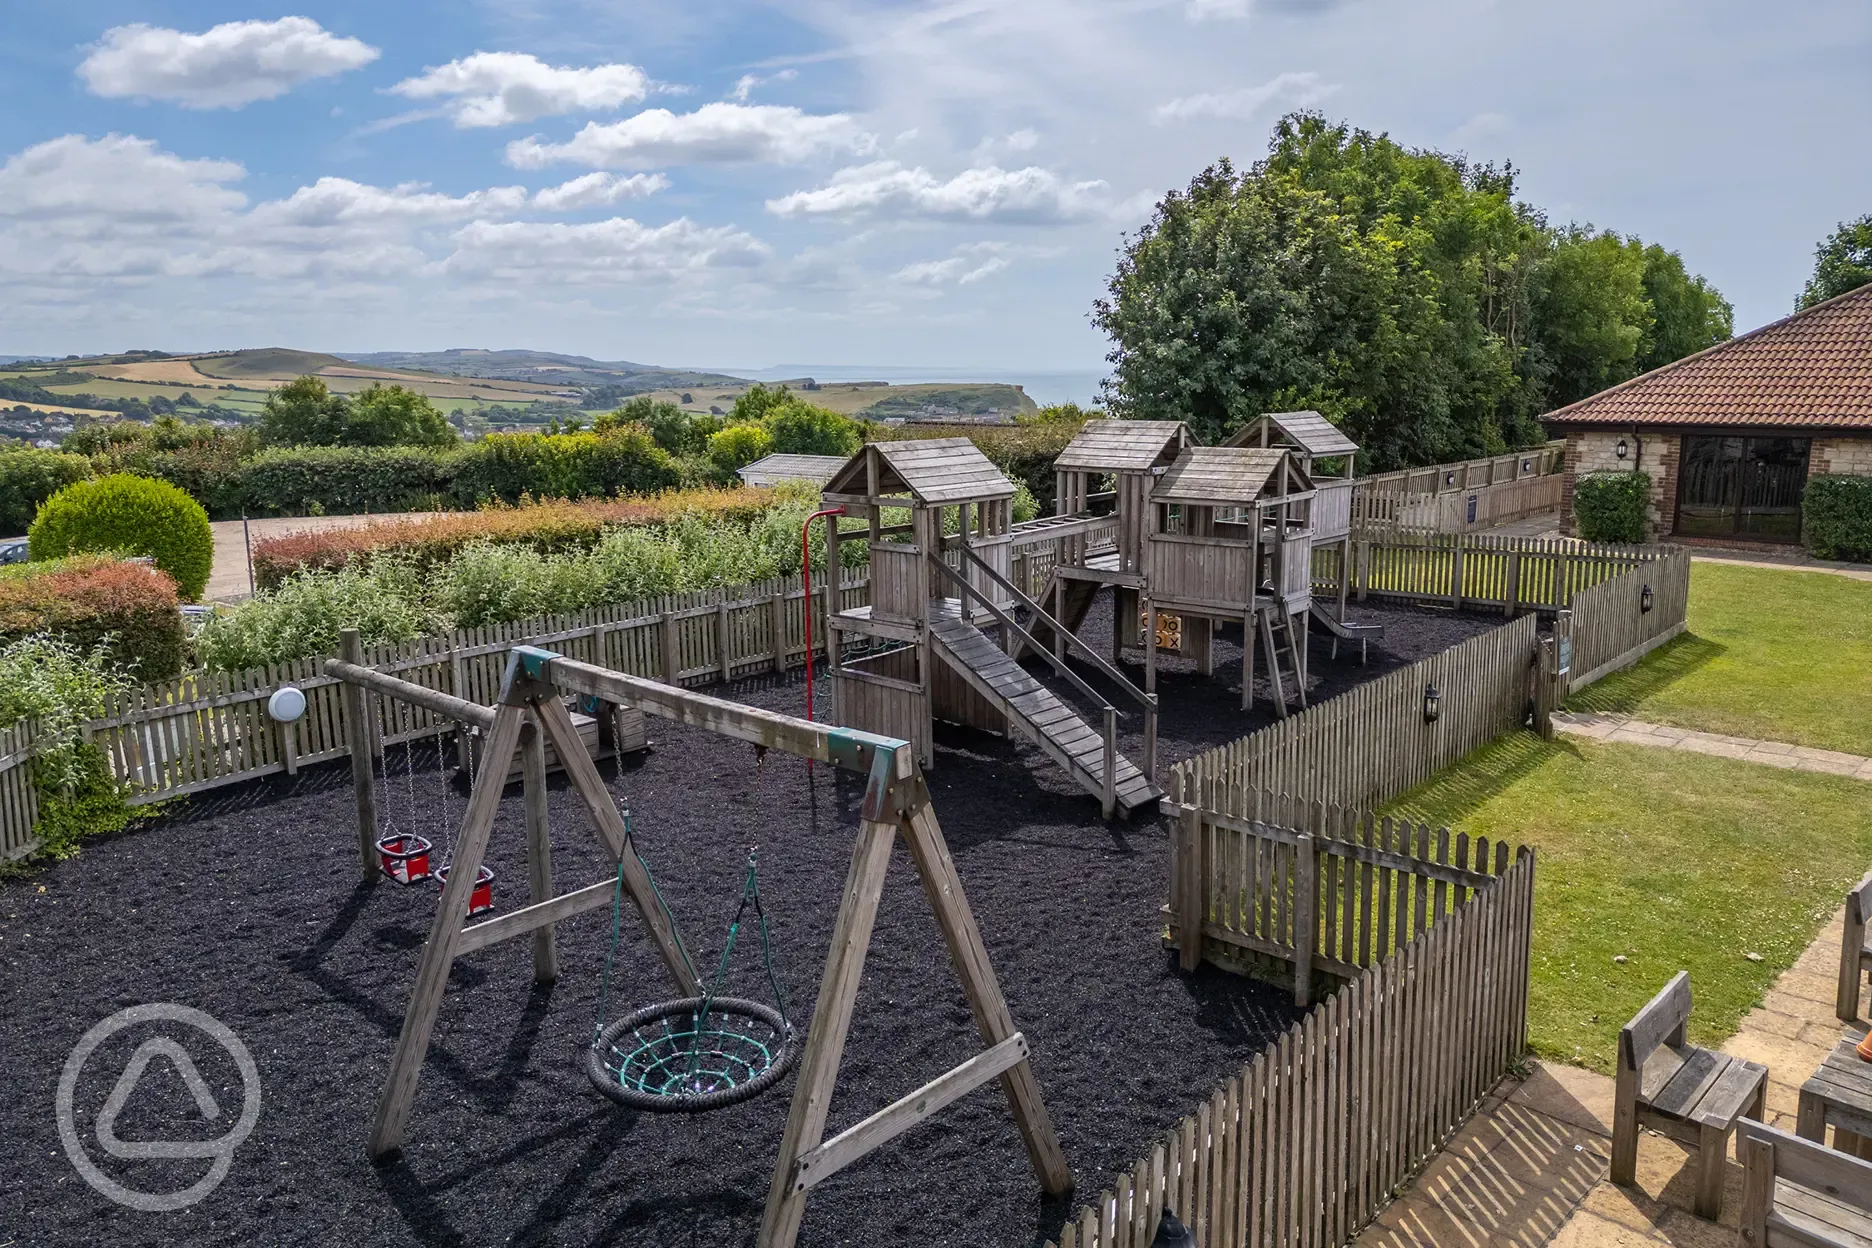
left=1, top=1, right=1867, bottom=375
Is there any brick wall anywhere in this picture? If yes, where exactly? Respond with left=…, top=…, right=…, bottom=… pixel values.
left=1813, top=435, right=1872, bottom=478
left=1557, top=430, right=1678, bottom=540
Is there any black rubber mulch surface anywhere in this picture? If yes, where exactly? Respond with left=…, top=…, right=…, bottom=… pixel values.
left=0, top=595, right=1499, bottom=1248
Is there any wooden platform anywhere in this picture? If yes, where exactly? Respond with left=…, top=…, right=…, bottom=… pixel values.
left=927, top=603, right=1159, bottom=813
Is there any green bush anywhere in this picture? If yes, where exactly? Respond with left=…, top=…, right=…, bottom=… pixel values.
left=0, top=448, right=92, bottom=534
left=453, top=425, right=679, bottom=504
left=1802, top=474, right=1872, bottom=562
left=764, top=400, right=861, bottom=456
left=192, top=556, right=439, bottom=671
left=0, top=632, right=133, bottom=791
left=29, top=474, right=214, bottom=600
left=237, top=444, right=459, bottom=516
left=708, top=423, right=774, bottom=472
left=0, top=557, right=187, bottom=681
left=1572, top=471, right=1650, bottom=543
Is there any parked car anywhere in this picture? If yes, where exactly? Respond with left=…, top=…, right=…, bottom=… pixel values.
left=0, top=537, right=28, bottom=565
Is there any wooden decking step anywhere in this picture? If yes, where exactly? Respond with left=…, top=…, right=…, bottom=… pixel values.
left=927, top=612, right=1159, bottom=813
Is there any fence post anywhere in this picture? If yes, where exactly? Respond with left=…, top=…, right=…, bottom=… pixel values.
left=716, top=600, right=733, bottom=683
left=1552, top=608, right=1574, bottom=705
left=770, top=592, right=788, bottom=674
left=1178, top=803, right=1205, bottom=972
left=659, top=612, right=681, bottom=686
left=1533, top=637, right=1557, bottom=740
left=1504, top=550, right=1522, bottom=618
left=1356, top=539, right=1370, bottom=603
left=339, top=628, right=379, bottom=880
left=1449, top=543, right=1465, bottom=610
left=1293, top=833, right=1316, bottom=1007
left=1143, top=694, right=1159, bottom=786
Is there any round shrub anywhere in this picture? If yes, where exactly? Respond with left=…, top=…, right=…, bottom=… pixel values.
left=1572, top=470, right=1649, bottom=544
left=0, top=557, right=187, bottom=681
left=28, top=474, right=215, bottom=600
left=708, top=423, right=773, bottom=473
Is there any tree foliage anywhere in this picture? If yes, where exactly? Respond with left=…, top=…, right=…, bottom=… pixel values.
left=1797, top=214, right=1872, bottom=310
left=1096, top=114, right=1733, bottom=468
left=259, top=377, right=457, bottom=448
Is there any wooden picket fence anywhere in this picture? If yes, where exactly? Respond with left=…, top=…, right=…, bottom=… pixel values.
left=1313, top=531, right=1660, bottom=617
left=1047, top=845, right=1535, bottom=1248
left=1355, top=442, right=1564, bottom=497
left=1169, top=615, right=1540, bottom=815
left=1352, top=473, right=1562, bottom=535
left=0, top=570, right=870, bottom=858
left=1564, top=548, right=1691, bottom=692
left=0, top=721, right=39, bottom=861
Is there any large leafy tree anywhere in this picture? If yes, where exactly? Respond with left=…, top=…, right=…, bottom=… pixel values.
left=259, top=378, right=456, bottom=448
left=1797, top=214, right=1872, bottom=310
left=1096, top=114, right=1731, bottom=468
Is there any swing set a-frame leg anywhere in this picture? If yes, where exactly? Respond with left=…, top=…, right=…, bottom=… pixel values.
left=756, top=755, right=1071, bottom=1248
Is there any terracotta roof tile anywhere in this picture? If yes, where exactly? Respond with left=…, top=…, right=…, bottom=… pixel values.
left=1543, top=282, right=1872, bottom=430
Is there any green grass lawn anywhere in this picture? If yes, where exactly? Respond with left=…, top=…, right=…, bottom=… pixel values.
left=1567, top=561, right=1872, bottom=754
left=1386, top=733, right=1872, bottom=1073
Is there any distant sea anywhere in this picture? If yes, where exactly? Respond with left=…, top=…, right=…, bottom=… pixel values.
left=702, top=364, right=1108, bottom=408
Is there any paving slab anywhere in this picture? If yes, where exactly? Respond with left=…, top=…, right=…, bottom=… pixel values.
left=1550, top=713, right=1872, bottom=783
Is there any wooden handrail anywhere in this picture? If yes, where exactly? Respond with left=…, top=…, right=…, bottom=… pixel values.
left=951, top=545, right=1153, bottom=715
left=926, top=557, right=1115, bottom=716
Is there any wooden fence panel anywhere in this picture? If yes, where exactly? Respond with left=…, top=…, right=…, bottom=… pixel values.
left=0, top=721, right=40, bottom=861
left=1169, top=614, right=1539, bottom=817
left=1566, top=549, right=1691, bottom=692
left=1047, top=851, right=1535, bottom=1248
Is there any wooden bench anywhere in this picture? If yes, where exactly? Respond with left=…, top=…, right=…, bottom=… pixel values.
left=1612, top=971, right=1768, bottom=1220
left=1738, top=1119, right=1872, bottom=1247
left=1837, top=873, right=1872, bottom=1023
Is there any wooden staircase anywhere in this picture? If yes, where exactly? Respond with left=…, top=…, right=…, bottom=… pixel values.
left=927, top=604, right=1160, bottom=815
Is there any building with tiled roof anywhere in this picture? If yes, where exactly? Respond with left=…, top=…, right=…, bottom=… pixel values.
left=1544, top=281, right=1872, bottom=544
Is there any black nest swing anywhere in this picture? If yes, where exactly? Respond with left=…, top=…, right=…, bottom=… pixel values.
left=585, top=813, right=800, bottom=1113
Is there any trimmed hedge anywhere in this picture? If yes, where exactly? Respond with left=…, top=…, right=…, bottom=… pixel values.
left=1803, top=474, right=1872, bottom=562
left=0, top=448, right=92, bottom=535
left=250, top=489, right=780, bottom=589
left=452, top=424, right=678, bottom=504
left=238, top=444, right=458, bottom=516
left=29, top=474, right=215, bottom=600
left=0, top=557, right=187, bottom=680
left=1572, top=470, right=1650, bottom=543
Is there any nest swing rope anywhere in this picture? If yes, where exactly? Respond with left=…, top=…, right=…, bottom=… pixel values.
left=585, top=747, right=800, bottom=1113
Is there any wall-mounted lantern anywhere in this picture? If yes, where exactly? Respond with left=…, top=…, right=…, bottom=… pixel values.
left=267, top=685, right=307, bottom=723
left=1423, top=683, right=1442, bottom=724
left=1444, top=471, right=1456, bottom=487
left=1615, top=438, right=1630, bottom=460
left=1641, top=584, right=1654, bottom=614
left=1522, top=458, right=1532, bottom=472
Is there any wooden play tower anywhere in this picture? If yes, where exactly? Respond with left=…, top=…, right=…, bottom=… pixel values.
left=822, top=439, right=1160, bottom=817
left=1031, top=419, right=1193, bottom=659
left=1143, top=445, right=1319, bottom=715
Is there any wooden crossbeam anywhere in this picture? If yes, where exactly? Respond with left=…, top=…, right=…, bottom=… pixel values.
left=456, top=877, right=616, bottom=956
left=790, top=1032, right=1030, bottom=1193
left=507, top=648, right=907, bottom=776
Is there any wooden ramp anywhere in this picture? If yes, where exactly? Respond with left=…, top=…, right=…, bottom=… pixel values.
left=928, top=604, right=1159, bottom=814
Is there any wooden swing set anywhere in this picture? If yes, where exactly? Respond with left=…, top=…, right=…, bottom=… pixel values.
left=325, top=631, right=1072, bottom=1247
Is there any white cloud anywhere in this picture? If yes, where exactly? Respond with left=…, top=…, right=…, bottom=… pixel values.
left=767, top=162, right=1109, bottom=224
left=1450, top=111, right=1514, bottom=146
left=728, top=69, right=796, bottom=103
left=77, top=17, right=378, bottom=109
left=506, top=103, right=872, bottom=168
left=531, top=172, right=669, bottom=211
left=1186, top=0, right=1250, bottom=17
left=447, top=218, right=769, bottom=282
left=894, top=248, right=1010, bottom=285
left=388, top=52, right=649, bottom=128
left=1153, top=70, right=1334, bottom=122
left=0, top=133, right=715, bottom=289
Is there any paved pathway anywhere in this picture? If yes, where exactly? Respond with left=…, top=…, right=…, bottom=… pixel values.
left=1551, top=711, right=1872, bottom=782
left=1351, top=898, right=1869, bottom=1247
